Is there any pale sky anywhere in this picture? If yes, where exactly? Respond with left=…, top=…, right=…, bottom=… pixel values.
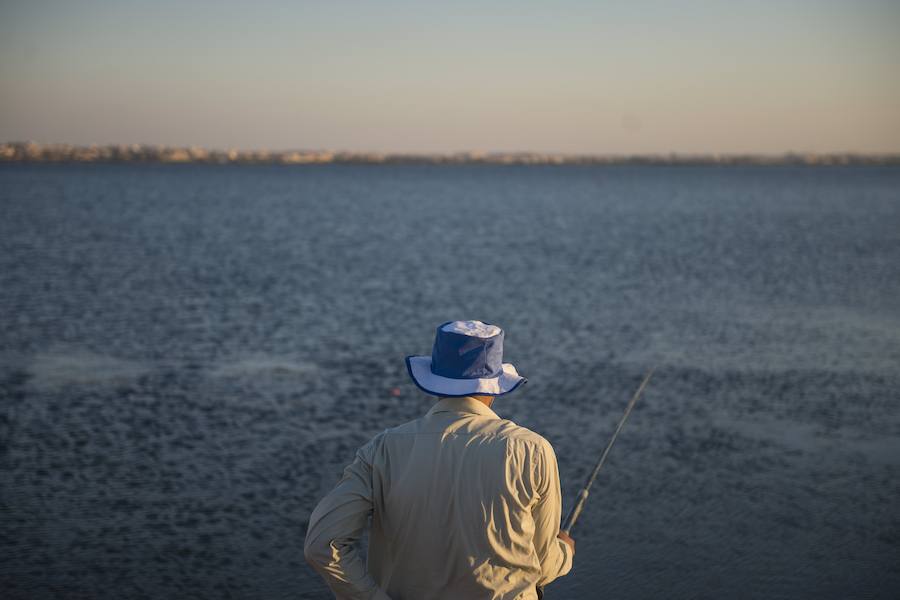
left=1, top=0, right=898, bottom=153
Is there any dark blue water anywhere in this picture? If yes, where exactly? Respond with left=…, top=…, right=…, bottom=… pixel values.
left=1, top=163, right=898, bottom=599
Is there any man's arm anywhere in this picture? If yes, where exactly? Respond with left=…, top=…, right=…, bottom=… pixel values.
left=531, top=438, right=574, bottom=587
left=304, top=435, right=391, bottom=600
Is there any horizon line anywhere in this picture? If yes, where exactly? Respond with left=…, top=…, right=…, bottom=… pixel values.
left=3, top=141, right=900, bottom=166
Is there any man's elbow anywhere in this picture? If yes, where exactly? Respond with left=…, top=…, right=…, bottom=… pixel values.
left=537, top=537, right=574, bottom=586
left=303, top=534, right=332, bottom=569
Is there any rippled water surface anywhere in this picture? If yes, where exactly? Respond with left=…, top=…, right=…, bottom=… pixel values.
left=1, top=164, right=899, bottom=599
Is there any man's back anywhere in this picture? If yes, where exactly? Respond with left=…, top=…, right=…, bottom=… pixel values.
left=305, top=396, right=573, bottom=600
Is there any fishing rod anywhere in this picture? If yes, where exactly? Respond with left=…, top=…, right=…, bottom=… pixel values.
left=561, top=366, right=655, bottom=535
left=538, top=367, right=655, bottom=599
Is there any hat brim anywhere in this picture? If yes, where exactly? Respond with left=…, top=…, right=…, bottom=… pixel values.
left=405, top=355, right=526, bottom=397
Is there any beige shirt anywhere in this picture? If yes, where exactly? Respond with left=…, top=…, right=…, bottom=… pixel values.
left=304, top=396, right=573, bottom=599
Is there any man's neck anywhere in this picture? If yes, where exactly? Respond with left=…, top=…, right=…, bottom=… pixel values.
left=437, top=395, right=495, bottom=408
left=469, top=394, right=494, bottom=408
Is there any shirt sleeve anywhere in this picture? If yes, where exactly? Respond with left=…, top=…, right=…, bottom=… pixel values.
left=531, top=438, right=574, bottom=587
left=304, top=435, right=392, bottom=600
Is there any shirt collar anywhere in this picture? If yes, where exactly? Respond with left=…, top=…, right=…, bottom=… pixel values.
left=426, top=396, right=500, bottom=420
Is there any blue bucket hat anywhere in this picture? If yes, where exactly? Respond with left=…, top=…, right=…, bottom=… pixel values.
left=406, top=320, right=527, bottom=397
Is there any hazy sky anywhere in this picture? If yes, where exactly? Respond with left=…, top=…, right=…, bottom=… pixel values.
left=1, top=0, right=898, bottom=153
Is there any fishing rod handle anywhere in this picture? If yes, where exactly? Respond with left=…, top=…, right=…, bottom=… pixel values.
left=561, top=488, right=590, bottom=535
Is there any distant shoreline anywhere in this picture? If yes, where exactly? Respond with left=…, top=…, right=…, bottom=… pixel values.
left=2, top=142, right=898, bottom=166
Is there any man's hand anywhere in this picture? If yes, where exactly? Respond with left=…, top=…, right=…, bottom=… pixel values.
left=557, top=531, right=575, bottom=555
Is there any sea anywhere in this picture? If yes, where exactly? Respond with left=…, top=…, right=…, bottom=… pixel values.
left=1, top=163, right=898, bottom=599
